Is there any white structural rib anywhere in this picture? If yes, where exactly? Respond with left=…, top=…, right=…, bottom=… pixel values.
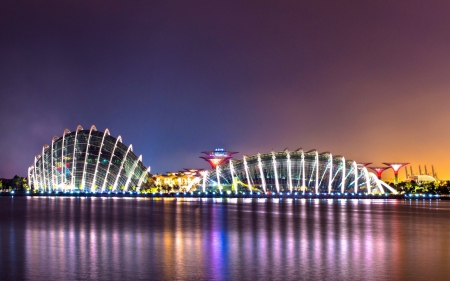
left=341, top=157, right=346, bottom=193
left=380, top=180, right=398, bottom=194
left=286, top=150, right=293, bottom=193
left=113, top=144, right=132, bottom=191
left=243, top=155, right=253, bottom=191
left=33, top=156, right=39, bottom=189
left=137, top=166, right=151, bottom=191
left=124, top=155, right=142, bottom=191
left=41, top=146, right=47, bottom=191
left=201, top=170, right=208, bottom=192
left=216, top=165, right=222, bottom=192
left=27, top=166, right=33, bottom=189
left=315, top=151, right=319, bottom=194
left=353, top=161, right=358, bottom=193
left=363, top=167, right=371, bottom=194
left=51, top=136, right=58, bottom=190
left=370, top=173, right=384, bottom=193
left=301, top=151, right=306, bottom=193
left=81, top=125, right=97, bottom=190
left=91, top=129, right=109, bottom=191
left=70, top=125, right=83, bottom=189
left=272, top=152, right=280, bottom=193
left=229, top=160, right=238, bottom=193
left=328, top=154, right=333, bottom=194
left=43, top=145, right=51, bottom=190
left=61, top=129, right=70, bottom=190
left=102, top=135, right=122, bottom=191
left=257, top=153, right=267, bottom=193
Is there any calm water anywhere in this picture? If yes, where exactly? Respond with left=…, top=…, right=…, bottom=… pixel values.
left=1, top=197, right=449, bottom=280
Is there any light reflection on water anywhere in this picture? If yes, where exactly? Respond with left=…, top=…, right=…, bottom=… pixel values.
left=1, top=197, right=450, bottom=280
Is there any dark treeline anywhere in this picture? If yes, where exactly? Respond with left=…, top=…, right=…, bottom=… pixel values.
left=0, top=175, right=28, bottom=192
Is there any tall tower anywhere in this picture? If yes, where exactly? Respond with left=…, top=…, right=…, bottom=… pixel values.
left=368, top=166, right=390, bottom=180
left=200, top=148, right=238, bottom=169
left=383, top=163, right=409, bottom=184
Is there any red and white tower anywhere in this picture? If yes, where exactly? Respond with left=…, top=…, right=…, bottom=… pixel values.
left=200, top=148, right=238, bottom=169
left=368, top=166, right=391, bottom=180
left=383, top=163, right=409, bottom=184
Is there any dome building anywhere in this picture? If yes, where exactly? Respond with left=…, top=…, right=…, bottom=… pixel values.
left=202, top=149, right=396, bottom=194
left=28, top=125, right=150, bottom=192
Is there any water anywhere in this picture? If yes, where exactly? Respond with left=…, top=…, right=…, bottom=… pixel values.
left=1, top=197, right=449, bottom=280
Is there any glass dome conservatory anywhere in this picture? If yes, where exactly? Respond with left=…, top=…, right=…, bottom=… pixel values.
left=28, top=125, right=150, bottom=192
left=200, top=149, right=397, bottom=194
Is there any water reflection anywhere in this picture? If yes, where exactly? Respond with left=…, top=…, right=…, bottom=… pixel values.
left=0, top=197, right=449, bottom=280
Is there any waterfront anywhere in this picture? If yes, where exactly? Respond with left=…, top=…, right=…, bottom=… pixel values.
left=1, top=197, right=449, bottom=280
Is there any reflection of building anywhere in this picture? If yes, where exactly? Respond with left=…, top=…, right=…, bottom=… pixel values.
left=200, top=148, right=238, bottom=168
left=28, top=125, right=150, bottom=192
left=154, top=169, right=203, bottom=191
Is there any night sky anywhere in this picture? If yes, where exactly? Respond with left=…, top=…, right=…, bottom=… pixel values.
left=1, top=1, right=450, bottom=180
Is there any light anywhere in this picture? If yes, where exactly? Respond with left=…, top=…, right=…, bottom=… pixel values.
left=11, top=191, right=15, bottom=194
left=294, top=192, right=298, bottom=195
left=243, top=192, right=246, bottom=195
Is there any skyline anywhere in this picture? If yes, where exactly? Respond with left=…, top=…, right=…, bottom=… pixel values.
left=2, top=1, right=450, bottom=180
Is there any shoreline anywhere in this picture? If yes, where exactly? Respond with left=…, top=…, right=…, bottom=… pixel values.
left=0, top=192, right=446, bottom=200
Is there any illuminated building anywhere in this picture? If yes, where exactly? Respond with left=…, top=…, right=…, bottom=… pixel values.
left=154, top=169, right=203, bottom=191
left=202, top=149, right=396, bottom=194
left=200, top=148, right=238, bottom=168
left=28, top=125, right=150, bottom=192
left=407, top=175, right=436, bottom=182
left=383, top=163, right=409, bottom=184
left=368, top=166, right=391, bottom=179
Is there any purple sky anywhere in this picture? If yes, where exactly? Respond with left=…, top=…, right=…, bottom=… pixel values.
left=1, top=1, right=450, bottom=180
